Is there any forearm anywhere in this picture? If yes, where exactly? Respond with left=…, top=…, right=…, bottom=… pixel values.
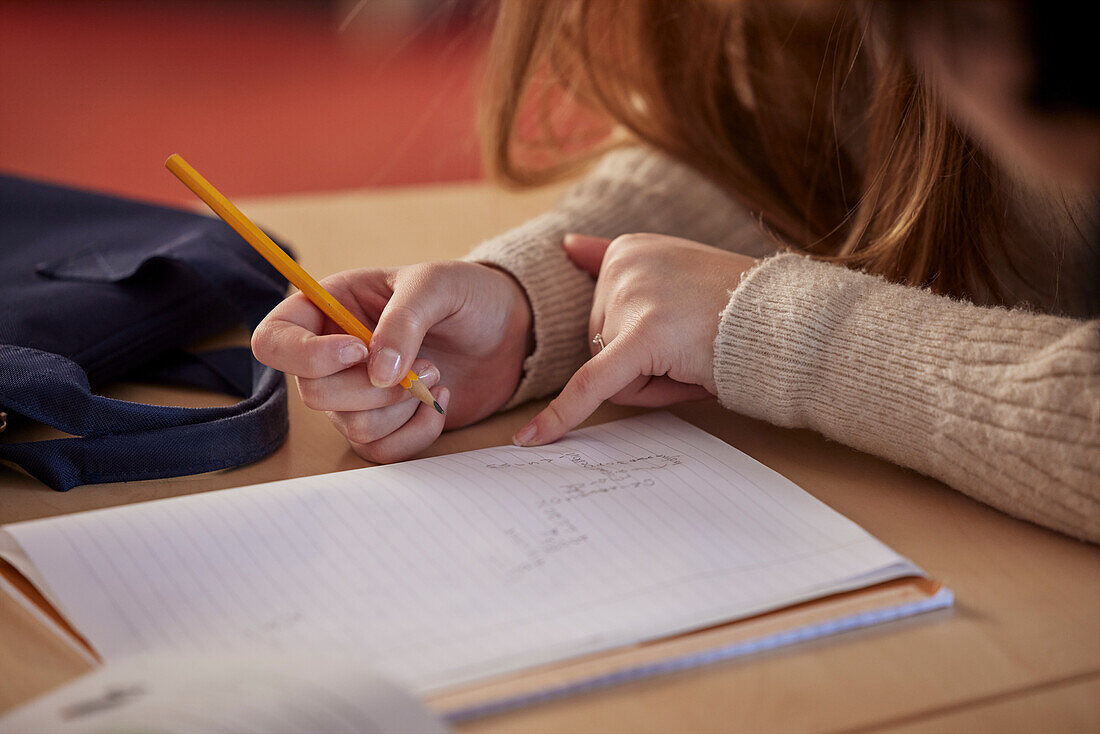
left=467, top=146, right=775, bottom=408
left=714, top=254, right=1100, bottom=543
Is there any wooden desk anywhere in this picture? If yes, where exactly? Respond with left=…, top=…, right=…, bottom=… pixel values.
left=1, top=183, right=1098, bottom=733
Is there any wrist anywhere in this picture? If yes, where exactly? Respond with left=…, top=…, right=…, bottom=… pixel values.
left=702, top=252, right=761, bottom=394
left=478, top=262, right=535, bottom=358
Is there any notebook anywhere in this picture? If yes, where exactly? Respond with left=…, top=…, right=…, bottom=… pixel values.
left=0, top=413, right=951, bottom=719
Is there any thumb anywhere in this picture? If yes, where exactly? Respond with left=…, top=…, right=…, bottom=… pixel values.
left=563, top=234, right=613, bottom=277
left=368, top=271, right=453, bottom=388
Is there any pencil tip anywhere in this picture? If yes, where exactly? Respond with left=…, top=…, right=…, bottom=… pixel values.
left=433, top=400, right=444, bottom=415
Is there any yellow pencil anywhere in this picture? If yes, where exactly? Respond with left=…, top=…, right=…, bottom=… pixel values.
left=165, top=153, right=442, bottom=414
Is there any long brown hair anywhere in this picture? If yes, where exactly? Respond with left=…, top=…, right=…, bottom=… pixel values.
left=479, top=0, right=1011, bottom=299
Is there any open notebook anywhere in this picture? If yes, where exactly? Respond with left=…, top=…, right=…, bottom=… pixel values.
left=0, top=413, right=951, bottom=720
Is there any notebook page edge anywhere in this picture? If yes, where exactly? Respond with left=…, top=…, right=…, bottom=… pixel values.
left=438, top=584, right=954, bottom=721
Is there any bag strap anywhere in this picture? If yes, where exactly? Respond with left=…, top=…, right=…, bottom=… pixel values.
left=140, top=348, right=255, bottom=397
left=0, top=346, right=288, bottom=491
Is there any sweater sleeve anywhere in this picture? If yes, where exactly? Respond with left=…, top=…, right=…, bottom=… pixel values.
left=714, top=253, right=1100, bottom=543
left=465, top=147, right=776, bottom=409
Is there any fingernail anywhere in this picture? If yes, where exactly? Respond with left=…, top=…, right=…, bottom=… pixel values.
left=369, top=346, right=402, bottom=387
left=437, top=387, right=451, bottom=412
left=339, top=342, right=369, bottom=365
left=416, top=363, right=440, bottom=384
left=513, top=420, right=538, bottom=446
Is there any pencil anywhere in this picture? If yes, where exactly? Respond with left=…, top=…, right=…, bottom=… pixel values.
left=165, top=153, right=442, bottom=415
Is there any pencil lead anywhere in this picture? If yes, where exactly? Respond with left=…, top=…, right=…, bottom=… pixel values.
left=433, top=400, right=444, bottom=415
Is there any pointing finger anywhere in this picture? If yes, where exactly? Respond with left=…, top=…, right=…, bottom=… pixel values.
left=513, top=337, right=641, bottom=446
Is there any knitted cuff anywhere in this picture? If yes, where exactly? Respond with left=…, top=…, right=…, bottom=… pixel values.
left=713, top=253, right=942, bottom=463
left=464, top=212, right=594, bottom=409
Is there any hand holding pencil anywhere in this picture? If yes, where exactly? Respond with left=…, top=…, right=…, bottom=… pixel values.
left=166, top=154, right=534, bottom=463
left=166, top=154, right=441, bottom=414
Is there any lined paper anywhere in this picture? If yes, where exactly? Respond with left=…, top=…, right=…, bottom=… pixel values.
left=1, top=414, right=919, bottom=694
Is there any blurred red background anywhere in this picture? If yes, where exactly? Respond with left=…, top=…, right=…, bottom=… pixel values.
left=0, top=0, right=488, bottom=205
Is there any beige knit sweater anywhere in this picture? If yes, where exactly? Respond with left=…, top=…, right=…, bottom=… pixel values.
left=466, top=148, right=1100, bottom=544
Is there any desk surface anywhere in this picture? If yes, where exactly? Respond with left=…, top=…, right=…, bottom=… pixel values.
left=1, top=182, right=1098, bottom=733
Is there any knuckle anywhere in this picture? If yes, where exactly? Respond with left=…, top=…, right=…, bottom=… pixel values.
left=338, top=412, right=380, bottom=446
left=607, top=233, right=635, bottom=251
left=250, top=327, right=272, bottom=362
left=380, top=302, right=422, bottom=334
left=302, top=338, right=332, bottom=377
left=350, top=442, right=384, bottom=463
left=603, top=235, right=642, bottom=276
left=252, top=317, right=297, bottom=366
left=543, top=398, right=571, bottom=431
left=318, top=271, right=363, bottom=305
left=423, top=259, right=459, bottom=279
left=406, top=260, right=466, bottom=310
left=318, top=272, right=347, bottom=291
left=408, top=260, right=440, bottom=277
left=568, top=366, right=598, bottom=401
left=321, top=268, right=370, bottom=293
left=367, top=443, right=404, bottom=465
left=605, top=234, right=668, bottom=277
left=325, top=268, right=393, bottom=314
left=296, top=377, right=325, bottom=410
left=604, top=235, right=628, bottom=263
left=356, top=434, right=420, bottom=464
left=402, top=260, right=450, bottom=291
left=610, top=232, right=656, bottom=253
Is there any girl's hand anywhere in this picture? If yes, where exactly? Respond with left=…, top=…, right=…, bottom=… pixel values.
left=513, top=233, right=758, bottom=447
left=252, top=261, right=532, bottom=463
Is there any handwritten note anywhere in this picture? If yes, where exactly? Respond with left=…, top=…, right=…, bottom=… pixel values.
left=0, top=414, right=918, bottom=694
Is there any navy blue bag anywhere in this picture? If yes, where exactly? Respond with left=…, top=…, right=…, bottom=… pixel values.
left=0, top=174, right=291, bottom=490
